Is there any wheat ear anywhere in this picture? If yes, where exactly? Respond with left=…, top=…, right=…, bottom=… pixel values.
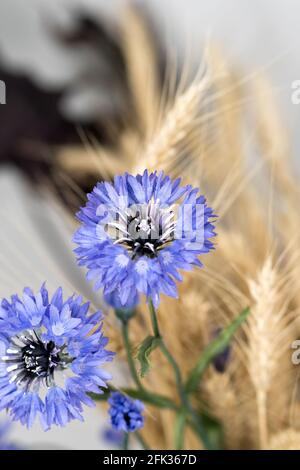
left=135, top=60, right=210, bottom=174
left=243, top=257, right=294, bottom=448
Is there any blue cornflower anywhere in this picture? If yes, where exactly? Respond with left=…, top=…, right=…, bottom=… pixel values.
left=0, top=285, right=114, bottom=430
left=74, top=170, right=216, bottom=308
left=108, top=392, right=144, bottom=433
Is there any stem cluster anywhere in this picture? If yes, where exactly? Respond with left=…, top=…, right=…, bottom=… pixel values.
left=114, top=302, right=250, bottom=450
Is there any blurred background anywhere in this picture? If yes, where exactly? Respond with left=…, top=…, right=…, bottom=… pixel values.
left=0, top=0, right=300, bottom=450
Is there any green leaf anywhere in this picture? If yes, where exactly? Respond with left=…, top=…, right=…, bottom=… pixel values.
left=186, top=307, right=250, bottom=393
left=89, top=386, right=177, bottom=410
left=122, top=388, right=177, bottom=409
left=187, top=411, right=223, bottom=450
left=137, top=335, right=161, bottom=377
left=200, top=411, right=223, bottom=450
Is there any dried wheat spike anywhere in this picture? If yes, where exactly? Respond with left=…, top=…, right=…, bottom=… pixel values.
left=243, top=257, right=296, bottom=449
left=135, top=64, right=210, bottom=174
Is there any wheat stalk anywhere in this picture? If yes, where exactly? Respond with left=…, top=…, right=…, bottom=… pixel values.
left=135, top=62, right=210, bottom=173
left=242, top=257, right=295, bottom=448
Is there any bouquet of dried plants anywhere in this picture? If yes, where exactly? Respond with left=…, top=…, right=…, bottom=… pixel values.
left=2, top=5, right=300, bottom=451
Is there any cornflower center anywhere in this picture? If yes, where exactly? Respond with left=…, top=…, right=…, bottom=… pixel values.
left=108, top=201, right=176, bottom=258
left=2, top=332, right=65, bottom=389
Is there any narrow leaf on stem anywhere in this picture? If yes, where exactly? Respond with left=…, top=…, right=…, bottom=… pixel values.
left=186, top=307, right=250, bottom=393
left=137, top=335, right=161, bottom=377
left=89, top=387, right=178, bottom=410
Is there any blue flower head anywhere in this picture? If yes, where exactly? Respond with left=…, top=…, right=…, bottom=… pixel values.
left=74, top=171, right=216, bottom=308
left=108, top=392, right=144, bottom=433
left=0, top=285, right=114, bottom=430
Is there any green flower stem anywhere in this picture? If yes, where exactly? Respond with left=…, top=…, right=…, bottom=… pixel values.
left=188, top=415, right=215, bottom=450
left=159, top=340, right=188, bottom=408
left=148, top=300, right=161, bottom=337
left=186, top=417, right=215, bottom=450
left=147, top=299, right=212, bottom=450
left=148, top=300, right=186, bottom=405
left=121, top=321, right=144, bottom=392
left=122, top=433, right=129, bottom=450
left=174, top=410, right=187, bottom=450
